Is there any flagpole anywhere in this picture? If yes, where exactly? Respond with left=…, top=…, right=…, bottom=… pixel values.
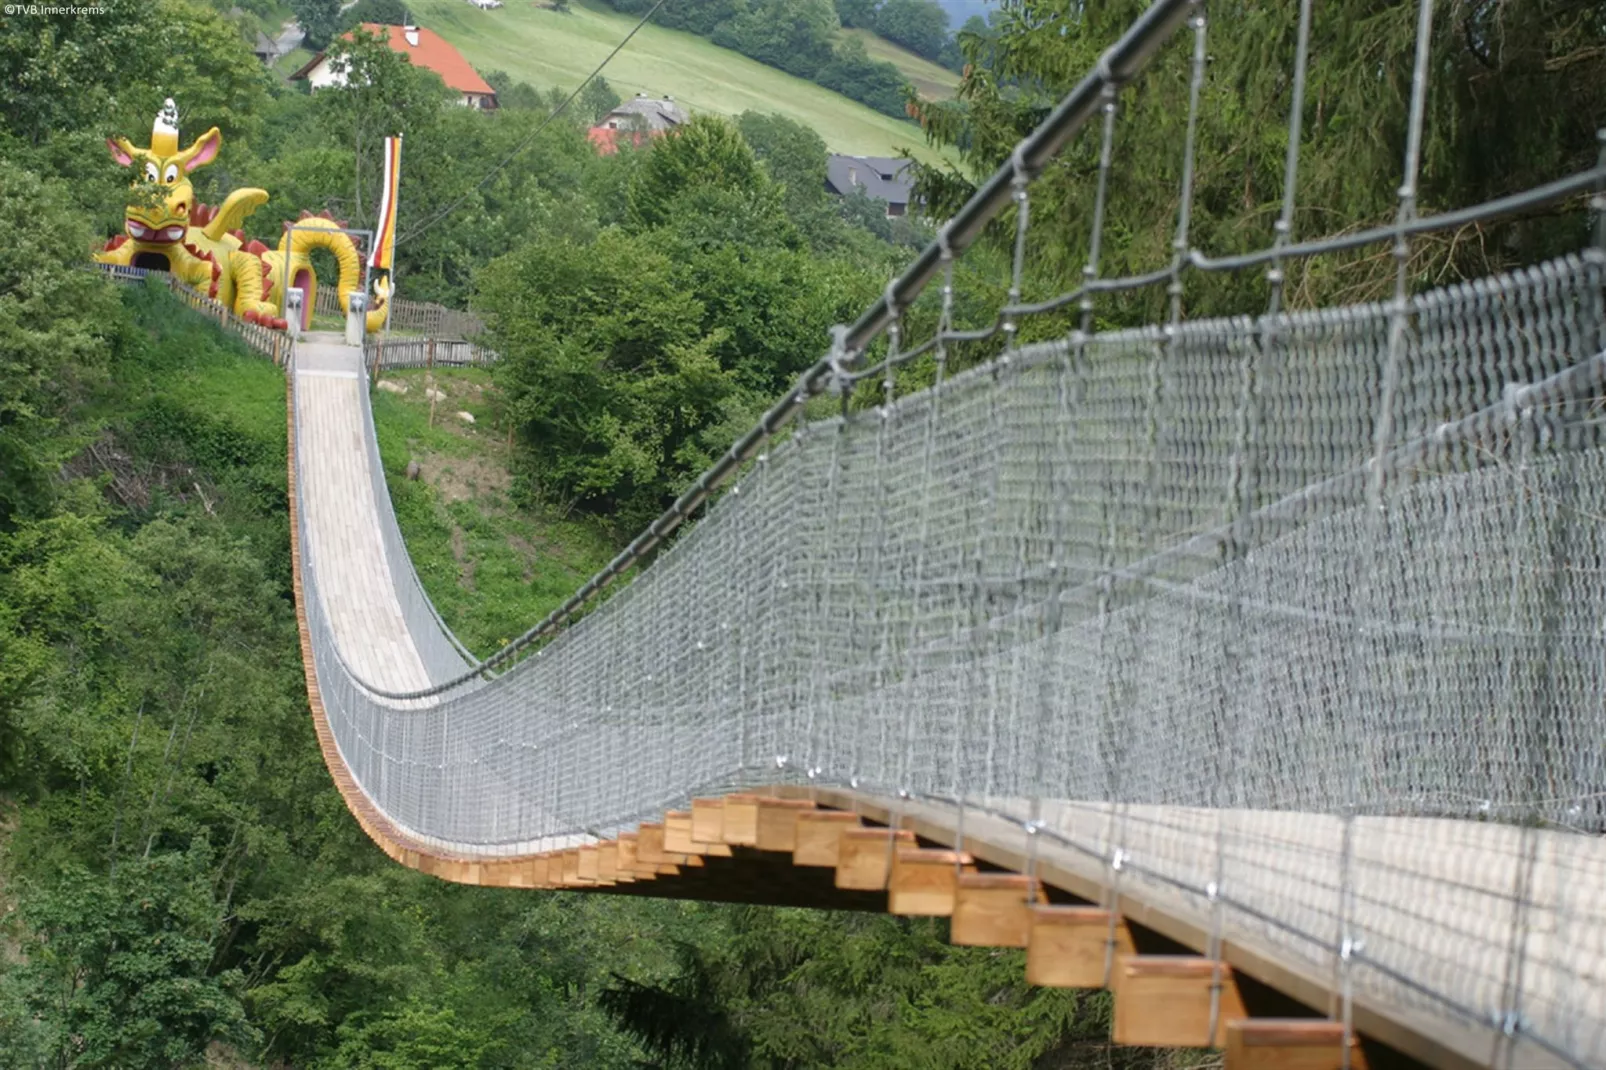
left=382, top=134, right=399, bottom=344
left=374, top=134, right=402, bottom=352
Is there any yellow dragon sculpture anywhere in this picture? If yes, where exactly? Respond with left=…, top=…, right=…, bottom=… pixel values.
left=94, top=99, right=388, bottom=332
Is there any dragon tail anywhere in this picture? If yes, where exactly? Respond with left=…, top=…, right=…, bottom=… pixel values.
left=279, top=216, right=389, bottom=332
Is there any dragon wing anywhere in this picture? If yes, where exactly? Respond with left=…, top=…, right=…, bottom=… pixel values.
left=201, top=188, right=270, bottom=243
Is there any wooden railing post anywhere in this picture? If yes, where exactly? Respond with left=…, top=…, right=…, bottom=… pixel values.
left=426, top=340, right=437, bottom=428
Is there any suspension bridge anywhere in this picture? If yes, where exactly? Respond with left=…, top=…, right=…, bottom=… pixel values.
left=101, top=0, right=1606, bottom=1066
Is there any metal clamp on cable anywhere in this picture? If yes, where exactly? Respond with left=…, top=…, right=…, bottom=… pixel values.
left=1010, top=143, right=1031, bottom=193
left=882, top=280, right=903, bottom=380
left=826, top=323, right=855, bottom=398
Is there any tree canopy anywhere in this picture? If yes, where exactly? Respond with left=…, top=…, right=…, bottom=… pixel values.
left=905, top=0, right=1606, bottom=341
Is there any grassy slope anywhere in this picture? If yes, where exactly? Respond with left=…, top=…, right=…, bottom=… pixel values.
left=369, top=367, right=618, bottom=658
left=405, top=0, right=946, bottom=162
left=838, top=28, right=959, bottom=100
left=273, top=47, right=314, bottom=81
left=113, top=291, right=613, bottom=673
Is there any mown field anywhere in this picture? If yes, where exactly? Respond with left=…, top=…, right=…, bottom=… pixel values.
left=838, top=27, right=960, bottom=100
left=404, top=0, right=948, bottom=162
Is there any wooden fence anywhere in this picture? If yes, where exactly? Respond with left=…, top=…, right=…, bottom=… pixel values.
left=165, top=281, right=292, bottom=364
left=97, top=263, right=155, bottom=284
left=94, top=263, right=491, bottom=369
left=362, top=337, right=496, bottom=372
left=93, top=263, right=291, bottom=365
left=314, top=287, right=483, bottom=340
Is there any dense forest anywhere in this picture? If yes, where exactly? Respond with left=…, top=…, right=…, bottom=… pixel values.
left=2, top=0, right=1603, bottom=1066
left=907, top=0, right=1605, bottom=331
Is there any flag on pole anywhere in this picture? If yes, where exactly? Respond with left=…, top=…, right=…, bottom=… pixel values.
left=369, top=135, right=402, bottom=272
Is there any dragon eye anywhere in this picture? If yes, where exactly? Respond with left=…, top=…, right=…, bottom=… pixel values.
left=164, top=163, right=179, bottom=184
left=145, top=162, right=158, bottom=183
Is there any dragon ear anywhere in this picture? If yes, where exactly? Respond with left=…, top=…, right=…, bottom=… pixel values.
left=181, top=127, right=222, bottom=173
left=106, top=137, right=138, bottom=166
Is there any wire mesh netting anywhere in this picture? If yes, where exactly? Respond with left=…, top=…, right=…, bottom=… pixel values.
left=293, top=249, right=1606, bottom=1062
left=303, top=250, right=1606, bottom=837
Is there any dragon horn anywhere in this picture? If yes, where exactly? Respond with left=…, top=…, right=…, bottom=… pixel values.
left=152, top=98, right=180, bottom=157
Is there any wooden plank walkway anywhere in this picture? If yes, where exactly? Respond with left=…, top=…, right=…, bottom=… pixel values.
left=294, top=337, right=433, bottom=695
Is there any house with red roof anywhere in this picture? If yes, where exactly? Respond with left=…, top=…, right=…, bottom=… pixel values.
left=291, top=24, right=498, bottom=110
left=587, top=94, right=688, bottom=155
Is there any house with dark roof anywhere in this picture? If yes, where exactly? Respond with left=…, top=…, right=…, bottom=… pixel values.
left=290, top=24, right=498, bottom=109
left=587, top=94, right=688, bottom=154
left=252, top=30, right=279, bottom=63
left=825, top=154, right=917, bottom=217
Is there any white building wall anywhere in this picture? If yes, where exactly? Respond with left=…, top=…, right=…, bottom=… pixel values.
left=302, top=56, right=488, bottom=107
left=304, top=57, right=347, bottom=90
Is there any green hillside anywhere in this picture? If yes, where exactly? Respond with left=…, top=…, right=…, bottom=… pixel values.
left=273, top=46, right=313, bottom=81
left=839, top=27, right=960, bottom=100
left=404, top=0, right=946, bottom=162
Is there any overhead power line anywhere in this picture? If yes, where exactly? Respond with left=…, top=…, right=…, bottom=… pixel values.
left=396, top=0, right=673, bottom=248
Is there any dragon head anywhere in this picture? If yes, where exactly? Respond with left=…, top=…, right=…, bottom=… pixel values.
left=106, top=99, right=221, bottom=245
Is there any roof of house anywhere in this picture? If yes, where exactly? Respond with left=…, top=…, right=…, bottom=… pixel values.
left=586, top=126, right=665, bottom=155
left=290, top=24, right=496, bottom=97
left=599, top=95, right=688, bottom=131
left=824, top=154, right=915, bottom=204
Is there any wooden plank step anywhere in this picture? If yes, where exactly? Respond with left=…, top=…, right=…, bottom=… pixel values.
left=1026, top=905, right=1132, bottom=988
left=577, top=845, right=601, bottom=883
left=836, top=828, right=916, bottom=890
left=598, top=842, right=620, bottom=883
left=720, top=794, right=764, bottom=846
left=755, top=798, right=816, bottom=852
left=512, top=859, right=547, bottom=889
left=636, top=824, right=669, bottom=866
left=888, top=849, right=974, bottom=916
left=616, top=836, right=643, bottom=882
left=666, top=811, right=733, bottom=857
left=951, top=873, right=1040, bottom=947
left=1113, top=956, right=1245, bottom=1048
left=1226, top=1019, right=1368, bottom=1070
left=793, top=810, right=861, bottom=866
left=691, top=798, right=725, bottom=844
left=482, top=859, right=538, bottom=889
